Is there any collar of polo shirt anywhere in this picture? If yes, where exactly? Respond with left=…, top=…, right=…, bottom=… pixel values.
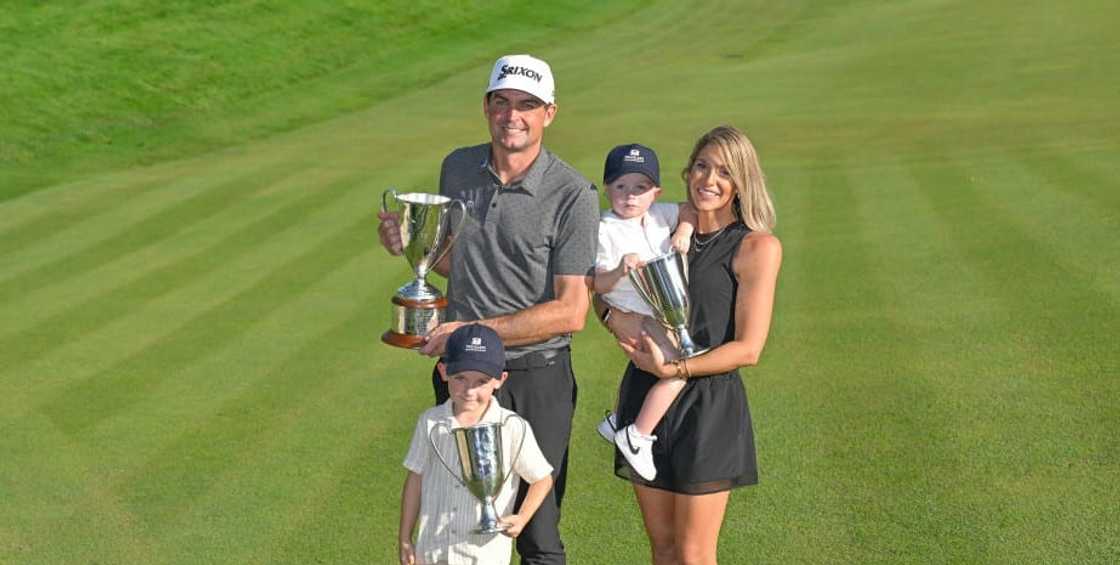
left=480, top=147, right=554, bottom=195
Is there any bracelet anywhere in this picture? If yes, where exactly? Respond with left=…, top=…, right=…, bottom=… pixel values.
left=672, top=360, right=684, bottom=379
left=682, top=358, right=692, bottom=379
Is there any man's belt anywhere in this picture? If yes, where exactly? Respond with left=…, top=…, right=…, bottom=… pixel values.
left=504, top=347, right=569, bottom=371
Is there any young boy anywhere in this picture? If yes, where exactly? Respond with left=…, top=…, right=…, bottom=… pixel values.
left=594, top=143, right=696, bottom=481
left=399, top=324, right=554, bottom=565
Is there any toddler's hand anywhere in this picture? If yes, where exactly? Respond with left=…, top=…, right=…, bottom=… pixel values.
left=618, top=253, right=643, bottom=274
left=670, top=229, right=692, bottom=254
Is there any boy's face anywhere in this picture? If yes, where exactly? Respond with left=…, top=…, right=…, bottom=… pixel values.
left=444, top=369, right=503, bottom=412
left=606, top=172, right=661, bottom=219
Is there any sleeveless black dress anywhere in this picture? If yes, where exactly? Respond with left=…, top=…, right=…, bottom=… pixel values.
left=613, top=222, right=758, bottom=494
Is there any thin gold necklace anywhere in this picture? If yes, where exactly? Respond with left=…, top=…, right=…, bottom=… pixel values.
left=692, top=224, right=729, bottom=252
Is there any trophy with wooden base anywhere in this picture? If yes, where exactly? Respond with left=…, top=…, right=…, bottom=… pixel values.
left=381, top=189, right=465, bottom=348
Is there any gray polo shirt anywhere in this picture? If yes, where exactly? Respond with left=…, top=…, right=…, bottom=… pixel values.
left=439, top=143, right=599, bottom=357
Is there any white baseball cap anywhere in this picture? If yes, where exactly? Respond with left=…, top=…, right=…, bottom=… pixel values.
left=485, top=54, right=555, bottom=105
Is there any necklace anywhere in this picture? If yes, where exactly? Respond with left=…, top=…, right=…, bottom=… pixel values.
left=691, top=224, right=729, bottom=252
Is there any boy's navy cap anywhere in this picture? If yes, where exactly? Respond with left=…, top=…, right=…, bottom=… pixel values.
left=603, top=143, right=660, bottom=186
left=445, top=324, right=505, bottom=379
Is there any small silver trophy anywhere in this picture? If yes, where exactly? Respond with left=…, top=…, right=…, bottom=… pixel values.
left=428, top=415, right=527, bottom=534
left=628, top=250, right=708, bottom=358
left=380, top=189, right=466, bottom=348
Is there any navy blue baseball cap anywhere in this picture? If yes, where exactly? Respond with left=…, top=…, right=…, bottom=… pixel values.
left=603, top=143, right=660, bottom=186
left=445, top=324, right=506, bottom=379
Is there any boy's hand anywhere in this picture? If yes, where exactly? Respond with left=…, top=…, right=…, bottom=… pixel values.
left=500, top=514, right=529, bottom=538
left=399, top=540, right=416, bottom=564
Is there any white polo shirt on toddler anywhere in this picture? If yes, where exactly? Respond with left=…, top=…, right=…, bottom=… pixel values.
left=403, top=398, right=552, bottom=565
left=595, top=202, right=680, bottom=317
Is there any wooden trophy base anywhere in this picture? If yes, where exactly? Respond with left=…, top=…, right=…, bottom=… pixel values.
left=380, top=331, right=427, bottom=349
left=382, top=294, right=448, bottom=349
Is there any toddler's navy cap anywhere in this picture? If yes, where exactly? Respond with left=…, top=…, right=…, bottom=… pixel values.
left=603, top=143, right=660, bottom=186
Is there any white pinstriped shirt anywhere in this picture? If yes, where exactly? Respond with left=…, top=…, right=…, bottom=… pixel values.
left=403, top=399, right=552, bottom=565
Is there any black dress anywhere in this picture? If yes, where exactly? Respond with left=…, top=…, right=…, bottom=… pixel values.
left=614, top=222, right=759, bottom=494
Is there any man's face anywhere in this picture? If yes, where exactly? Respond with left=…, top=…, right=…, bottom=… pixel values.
left=484, top=89, right=556, bottom=154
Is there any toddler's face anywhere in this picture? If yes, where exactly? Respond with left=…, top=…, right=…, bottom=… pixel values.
left=607, top=172, right=661, bottom=219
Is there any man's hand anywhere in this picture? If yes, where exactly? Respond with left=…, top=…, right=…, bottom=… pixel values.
left=418, top=321, right=467, bottom=357
left=398, top=540, right=416, bottom=565
left=378, top=210, right=404, bottom=256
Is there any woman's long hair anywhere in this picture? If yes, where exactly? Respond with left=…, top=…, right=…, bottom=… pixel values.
left=681, top=125, right=775, bottom=232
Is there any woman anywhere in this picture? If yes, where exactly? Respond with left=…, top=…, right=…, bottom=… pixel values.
left=604, top=125, right=782, bottom=564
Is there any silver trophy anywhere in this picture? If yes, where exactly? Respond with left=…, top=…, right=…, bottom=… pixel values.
left=380, top=189, right=466, bottom=348
left=428, top=415, right=527, bottom=534
left=628, top=250, right=708, bottom=358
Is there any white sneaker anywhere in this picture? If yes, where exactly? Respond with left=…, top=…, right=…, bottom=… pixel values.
left=597, top=412, right=618, bottom=443
left=615, top=424, right=657, bottom=481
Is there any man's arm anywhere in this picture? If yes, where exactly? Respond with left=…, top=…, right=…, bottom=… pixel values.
left=419, top=274, right=590, bottom=355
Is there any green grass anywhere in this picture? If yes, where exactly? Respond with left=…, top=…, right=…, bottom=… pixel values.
left=0, top=0, right=642, bottom=201
left=2, top=0, right=1118, bottom=563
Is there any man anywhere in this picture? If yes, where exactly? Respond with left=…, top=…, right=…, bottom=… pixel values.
left=378, top=54, right=598, bottom=565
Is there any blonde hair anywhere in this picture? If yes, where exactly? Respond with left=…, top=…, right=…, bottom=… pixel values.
left=681, top=125, right=775, bottom=232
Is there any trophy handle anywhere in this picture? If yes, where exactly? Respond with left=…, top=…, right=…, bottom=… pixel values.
left=427, top=422, right=468, bottom=487
left=628, top=266, right=659, bottom=313
left=677, top=249, right=690, bottom=285
left=381, top=187, right=400, bottom=214
left=428, top=198, right=466, bottom=272
left=494, top=414, right=530, bottom=494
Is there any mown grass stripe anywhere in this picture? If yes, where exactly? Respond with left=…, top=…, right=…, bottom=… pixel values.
left=0, top=414, right=161, bottom=563
left=0, top=172, right=364, bottom=374
left=0, top=177, right=167, bottom=259
left=815, top=156, right=971, bottom=560
left=37, top=207, right=371, bottom=436
left=0, top=159, right=307, bottom=307
left=0, top=172, right=209, bottom=282
left=910, top=144, right=1118, bottom=562
left=114, top=288, right=421, bottom=560
left=1012, top=147, right=1119, bottom=216
left=114, top=291, right=383, bottom=535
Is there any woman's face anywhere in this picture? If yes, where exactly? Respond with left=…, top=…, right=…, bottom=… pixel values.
left=687, top=143, right=736, bottom=213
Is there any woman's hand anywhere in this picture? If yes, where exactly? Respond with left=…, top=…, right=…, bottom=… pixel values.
left=606, top=308, right=645, bottom=348
left=619, top=331, right=679, bottom=379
